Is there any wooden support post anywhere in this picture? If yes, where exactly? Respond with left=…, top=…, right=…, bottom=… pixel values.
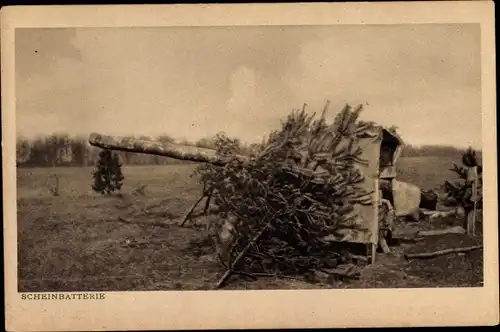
left=203, top=190, right=213, bottom=214
left=371, top=243, right=376, bottom=264
left=467, top=166, right=479, bottom=235
left=472, top=178, right=478, bottom=236
left=371, top=178, right=380, bottom=264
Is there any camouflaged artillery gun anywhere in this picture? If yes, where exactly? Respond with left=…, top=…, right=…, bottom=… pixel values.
left=88, top=115, right=434, bottom=264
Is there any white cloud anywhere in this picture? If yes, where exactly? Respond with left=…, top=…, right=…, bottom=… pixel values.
left=15, top=25, right=481, bottom=149
left=282, top=27, right=482, bottom=149
left=226, top=66, right=257, bottom=114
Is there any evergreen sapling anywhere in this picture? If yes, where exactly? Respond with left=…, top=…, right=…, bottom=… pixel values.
left=92, top=149, right=125, bottom=195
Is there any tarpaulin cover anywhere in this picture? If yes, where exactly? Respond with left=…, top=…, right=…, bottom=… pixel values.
left=324, top=131, right=381, bottom=245
left=350, top=133, right=381, bottom=245
left=321, top=127, right=403, bottom=246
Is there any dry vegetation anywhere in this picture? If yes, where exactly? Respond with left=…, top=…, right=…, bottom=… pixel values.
left=17, top=157, right=483, bottom=292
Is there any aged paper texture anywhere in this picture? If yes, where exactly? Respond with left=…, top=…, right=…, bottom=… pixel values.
left=2, top=2, right=498, bottom=330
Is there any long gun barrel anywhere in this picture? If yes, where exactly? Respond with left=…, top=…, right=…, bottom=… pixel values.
left=89, top=132, right=413, bottom=202
left=88, top=133, right=249, bottom=166
left=89, top=133, right=330, bottom=180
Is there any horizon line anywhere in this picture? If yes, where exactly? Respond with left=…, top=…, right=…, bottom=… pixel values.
left=15, top=131, right=482, bottom=152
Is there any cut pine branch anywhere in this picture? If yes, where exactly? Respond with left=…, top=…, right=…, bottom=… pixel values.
left=179, top=194, right=207, bottom=226
left=215, top=224, right=270, bottom=289
left=404, top=245, right=483, bottom=260
left=417, top=226, right=466, bottom=237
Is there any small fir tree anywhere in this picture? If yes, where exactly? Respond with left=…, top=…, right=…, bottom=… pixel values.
left=442, top=147, right=482, bottom=226
left=92, top=149, right=124, bottom=195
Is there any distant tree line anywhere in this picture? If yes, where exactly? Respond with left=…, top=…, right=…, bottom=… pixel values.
left=16, top=132, right=481, bottom=168
left=400, top=144, right=482, bottom=159
left=385, top=126, right=481, bottom=159
left=16, top=133, right=182, bottom=167
left=15, top=133, right=259, bottom=167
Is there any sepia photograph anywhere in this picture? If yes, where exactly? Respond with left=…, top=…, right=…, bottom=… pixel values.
left=14, top=20, right=487, bottom=293
left=2, top=2, right=498, bottom=330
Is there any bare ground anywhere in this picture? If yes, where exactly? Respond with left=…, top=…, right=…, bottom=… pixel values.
left=17, top=163, right=484, bottom=292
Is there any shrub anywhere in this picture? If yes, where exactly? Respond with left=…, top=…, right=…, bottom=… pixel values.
left=442, top=147, right=483, bottom=214
left=91, top=149, right=125, bottom=195
left=47, top=173, right=60, bottom=197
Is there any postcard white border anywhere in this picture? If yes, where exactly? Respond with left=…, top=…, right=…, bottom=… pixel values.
left=2, top=2, right=498, bottom=330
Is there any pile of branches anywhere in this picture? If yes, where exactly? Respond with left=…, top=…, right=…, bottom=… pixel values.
left=195, top=103, right=380, bottom=286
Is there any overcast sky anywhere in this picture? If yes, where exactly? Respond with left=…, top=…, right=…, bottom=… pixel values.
left=16, top=24, right=481, bottom=149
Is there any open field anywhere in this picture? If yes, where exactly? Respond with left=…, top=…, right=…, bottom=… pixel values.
left=396, top=156, right=469, bottom=190
left=17, top=156, right=483, bottom=292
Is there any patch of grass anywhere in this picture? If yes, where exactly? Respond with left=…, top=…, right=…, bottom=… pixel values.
left=17, top=160, right=483, bottom=291
left=403, top=233, right=483, bottom=287
left=397, top=156, right=462, bottom=190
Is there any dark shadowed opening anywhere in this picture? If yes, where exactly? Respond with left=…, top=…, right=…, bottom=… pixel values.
left=379, top=130, right=400, bottom=167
